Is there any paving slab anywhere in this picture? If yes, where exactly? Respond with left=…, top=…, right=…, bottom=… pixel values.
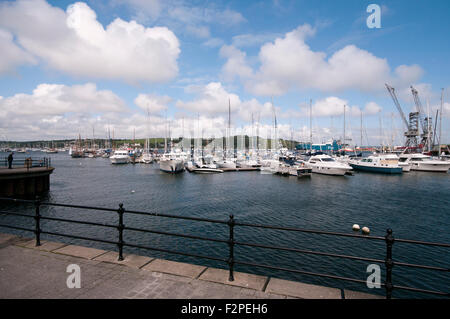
left=141, top=258, right=206, bottom=279
left=21, top=239, right=67, bottom=252
left=343, top=289, right=384, bottom=299
left=198, top=267, right=267, bottom=291
left=93, top=251, right=153, bottom=269
left=265, top=278, right=342, bottom=299
left=52, top=244, right=108, bottom=260
left=0, top=233, right=17, bottom=244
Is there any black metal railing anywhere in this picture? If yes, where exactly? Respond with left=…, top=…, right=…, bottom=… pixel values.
left=0, top=197, right=448, bottom=299
left=1, top=157, right=51, bottom=169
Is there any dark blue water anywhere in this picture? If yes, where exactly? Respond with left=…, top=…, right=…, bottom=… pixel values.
left=1, top=151, right=449, bottom=298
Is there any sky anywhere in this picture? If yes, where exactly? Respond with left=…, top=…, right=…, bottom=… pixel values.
left=0, top=0, right=449, bottom=145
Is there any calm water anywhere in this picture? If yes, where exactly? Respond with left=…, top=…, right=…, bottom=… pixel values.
left=1, top=151, right=449, bottom=298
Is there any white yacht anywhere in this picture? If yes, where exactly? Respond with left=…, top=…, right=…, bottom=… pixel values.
left=398, top=153, right=450, bottom=172
left=159, top=152, right=185, bottom=173
left=217, top=160, right=237, bottom=169
left=237, top=158, right=261, bottom=168
left=307, top=154, right=352, bottom=176
left=139, top=153, right=153, bottom=164
left=110, top=150, right=130, bottom=164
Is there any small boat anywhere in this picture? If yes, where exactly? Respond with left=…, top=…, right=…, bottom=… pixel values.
left=190, top=157, right=223, bottom=173
left=307, top=154, right=352, bottom=176
left=191, top=167, right=224, bottom=174
left=295, top=160, right=312, bottom=177
left=349, top=154, right=403, bottom=174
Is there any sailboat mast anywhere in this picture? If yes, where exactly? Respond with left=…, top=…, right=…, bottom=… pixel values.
left=360, top=110, right=363, bottom=149
left=181, top=117, right=184, bottom=152
left=228, top=98, right=231, bottom=158
left=427, top=99, right=431, bottom=152
left=164, top=112, right=167, bottom=153
left=309, top=99, right=312, bottom=153
left=251, top=113, right=254, bottom=153
left=439, top=88, right=443, bottom=157
left=271, top=96, right=277, bottom=152
left=343, top=104, right=346, bottom=151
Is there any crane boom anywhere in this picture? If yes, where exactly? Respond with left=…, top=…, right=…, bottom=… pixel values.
left=385, top=83, right=419, bottom=150
left=385, top=84, right=408, bottom=129
left=411, top=86, right=433, bottom=150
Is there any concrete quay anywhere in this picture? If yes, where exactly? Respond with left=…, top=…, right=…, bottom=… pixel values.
left=0, top=166, right=54, bottom=197
left=0, top=233, right=382, bottom=299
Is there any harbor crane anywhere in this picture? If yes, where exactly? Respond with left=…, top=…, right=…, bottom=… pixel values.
left=410, top=86, right=433, bottom=151
left=385, top=84, right=419, bottom=149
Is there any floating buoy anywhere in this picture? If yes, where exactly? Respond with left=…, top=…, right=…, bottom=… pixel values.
left=352, top=224, right=360, bottom=231
left=362, top=226, right=370, bottom=234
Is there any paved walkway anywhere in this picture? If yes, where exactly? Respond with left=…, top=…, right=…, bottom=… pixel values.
left=0, top=233, right=381, bottom=299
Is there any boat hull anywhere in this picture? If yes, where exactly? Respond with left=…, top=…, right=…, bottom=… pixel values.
left=297, top=168, right=312, bottom=177
left=160, top=159, right=185, bottom=173
left=311, top=166, right=349, bottom=176
left=350, top=164, right=403, bottom=174
left=192, top=168, right=224, bottom=174
left=110, top=157, right=129, bottom=164
left=409, top=163, right=450, bottom=172
left=217, top=161, right=236, bottom=169
left=398, top=163, right=411, bottom=172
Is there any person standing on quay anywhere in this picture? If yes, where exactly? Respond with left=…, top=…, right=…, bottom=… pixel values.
left=8, top=152, right=13, bottom=169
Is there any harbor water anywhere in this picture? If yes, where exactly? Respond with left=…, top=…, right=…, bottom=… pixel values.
left=1, top=151, right=449, bottom=298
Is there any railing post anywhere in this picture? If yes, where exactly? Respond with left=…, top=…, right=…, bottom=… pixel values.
left=34, top=197, right=41, bottom=247
left=227, top=214, right=235, bottom=282
left=117, top=203, right=125, bottom=261
left=384, top=228, right=394, bottom=299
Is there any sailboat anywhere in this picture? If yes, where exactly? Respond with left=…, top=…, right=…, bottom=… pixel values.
left=139, top=109, right=153, bottom=164
left=159, top=117, right=185, bottom=173
left=216, top=99, right=237, bottom=169
left=71, top=135, right=85, bottom=158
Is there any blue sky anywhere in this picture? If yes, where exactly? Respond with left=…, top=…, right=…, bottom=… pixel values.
left=0, top=0, right=449, bottom=145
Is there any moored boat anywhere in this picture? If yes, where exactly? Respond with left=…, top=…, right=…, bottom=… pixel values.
left=398, top=153, right=450, bottom=172
left=159, top=152, right=185, bottom=173
left=307, top=154, right=352, bottom=176
left=349, top=154, right=403, bottom=174
left=110, top=150, right=130, bottom=164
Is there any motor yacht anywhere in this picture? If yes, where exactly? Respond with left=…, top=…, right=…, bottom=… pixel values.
left=307, top=154, right=352, bottom=176
left=398, top=153, right=450, bottom=172
left=349, top=154, right=403, bottom=174
left=110, top=150, right=130, bottom=164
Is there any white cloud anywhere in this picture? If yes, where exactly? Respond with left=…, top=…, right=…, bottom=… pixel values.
left=297, top=97, right=381, bottom=118
left=134, top=93, right=171, bottom=114
left=310, top=97, right=359, bottom=117
left=220, top=45, right=253, bottom=82
left=364, top=102, right=382, bottom=115
left=176, top=82, right=241, bottom=115
left=231, top=32, right=281, bottom=48
left=203, top=37, right=225, bottom=48
left=0, top=83, right=126, bottom=118
left=220, top=24, right=423, bottom=96
left=114, top=0, right=245, bottom=41
left=175, top=82, right=279, bottom=123
left=0, top=0, right=180, bottom=83
left=0, top=28, right=36, bottom=75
